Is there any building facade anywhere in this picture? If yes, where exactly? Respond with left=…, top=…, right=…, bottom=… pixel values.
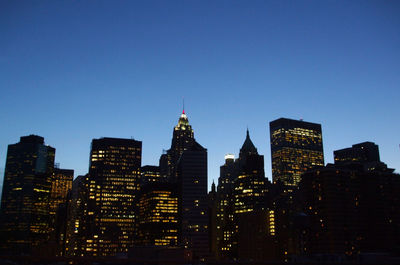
left=270, top=118, right=324, bottom=187
left=0, top=135, right=55, bottom=255
left=84, top=137, right=142, bottom=256
left=300, top=142, right=400, bottom=258
left=177, top=141, right=209, bottom=260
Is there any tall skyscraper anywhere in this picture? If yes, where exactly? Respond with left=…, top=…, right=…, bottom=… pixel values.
left=49, top=167, right=74, bottom=256
left=160, top=109, right=195, bottom=180
left=234, top=129, right=268, bottom=214
left=269, top=118, right=324, bottom=187
left=0, top=135, right=55, bottom=255
left=85, top=137, right=142, bottom=256
left=214, top=130, right=272, bottom=261
left=177, top=141, right=208, bottom=260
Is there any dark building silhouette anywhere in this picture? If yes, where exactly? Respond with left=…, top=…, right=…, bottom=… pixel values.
left=234, top=129, right=268, bottom=214
left=160, top=109, right=195, bottom=180
left=84, top=137, right=142, bottom=257
left=215, top=154, right=237, bottom=260
left=0, top=135, right=55, bottom=255
left=141, top=165, right=166, bottom=185
left=208, top=181, right=218, bottom=258
left=334, top=141, right=380, bottom=165
left=270, top=118, right=324, bottom=187
left=177, top=140, right=208, bottom=260
left=300, top=142, right=400, bottom=259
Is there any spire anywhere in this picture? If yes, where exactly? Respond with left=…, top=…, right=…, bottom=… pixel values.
left=240, top=128, right=258, bottom=157
left=182, top=97, right=185, bottom=114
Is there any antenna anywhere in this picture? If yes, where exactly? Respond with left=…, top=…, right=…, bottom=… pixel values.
left=182, top=97, right=185, bottom=114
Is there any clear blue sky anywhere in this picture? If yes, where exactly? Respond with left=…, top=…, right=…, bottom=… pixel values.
left=1, top=1, right=399, bottom=191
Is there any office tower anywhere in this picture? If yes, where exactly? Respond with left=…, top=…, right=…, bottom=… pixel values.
left=0, top=135, right=55, bottom=255
left=49, top=168, right=73, bottom=229
left=177, top=141, right=208, bottom=260
left=85, top=137, right=142, bottom=256
left=161, top=109, right=195, bottom=179
left=270, top=118, right=324, bottom=187
left=48, top=168, right=73, bottom=256
left=300, top=143, right=400, bottom=257
left=50, top=168, right=74, bottom=216
left=214, top=130, right=272, bottom=261
left=136, top=182, right=178, bottom=246
left=65, top=175, right=88, bottom=257
left=215, top=154, right=237, bottom=260
left=334, top=141, right=380, bottom=165
left=234, top=129, right=268, bottom=214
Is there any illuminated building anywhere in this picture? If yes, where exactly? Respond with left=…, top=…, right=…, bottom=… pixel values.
left=49, top=168, right=73, bottom=229
left=65, top=175, right=88, bottom=257
left=233, top=129, right=268, bottom=214
left=160, top=109, right=195, bottom=180
left=49, top=167, right=73, bottom=256
left=177, top=140, right=209, bottom=259
left=0, top=135, right=55, bottom=255
left=300, top=142, right=400, bottom=257
left=214, top=130, right=272, bottom=261
left=270, top=118, right=324, bottom=187
left=85, top=137, right=142, bottom=256
left=137, top=182, right=178, bottom=247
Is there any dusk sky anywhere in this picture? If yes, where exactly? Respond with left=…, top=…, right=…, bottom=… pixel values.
left=1, top=1, right=399, bottom=191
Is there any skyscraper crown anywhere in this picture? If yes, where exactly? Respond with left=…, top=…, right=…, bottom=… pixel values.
left=240, top=129, right=258, bottom=157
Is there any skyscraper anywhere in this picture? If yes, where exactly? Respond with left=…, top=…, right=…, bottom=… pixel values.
left=49, top=167, right=74, bottom=256
left=234, top=129, right=268, bottom=214
left=0, top=135, right=55, bottom=255
left=269, top=118, right=324, bottom=187
left=65, top=174, right=88, bottom=257
left=214, top=130, right=272, bottom=261
left=177, top=141, right=208, bottom=260
left=160, top=109, right=195, bottom=180
left=136, top=182, right=178, bottom=247
left=85, top=137, right=142, bottom=257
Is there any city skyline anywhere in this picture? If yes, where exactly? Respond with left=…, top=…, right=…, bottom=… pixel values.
left=1, top=1, right=400, bottom=190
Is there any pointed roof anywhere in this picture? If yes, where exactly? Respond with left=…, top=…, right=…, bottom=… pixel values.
left=240, top=129, right=258, bottom=156
left=177, top=111, right=190, bottom=128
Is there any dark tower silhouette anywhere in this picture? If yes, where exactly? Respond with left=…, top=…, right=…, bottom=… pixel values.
left=0, top=135, right=55, bottom=255
left=161, top=109, right=195, bottom=180
left=214, top=130, right=273, bottom=261
left=234, top=129, right=267, bottom=214
left=177, top=141, right=208, bottom=260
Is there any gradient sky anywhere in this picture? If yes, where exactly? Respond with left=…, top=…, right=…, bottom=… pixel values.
left=1, top=1, right=399, bottom=192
